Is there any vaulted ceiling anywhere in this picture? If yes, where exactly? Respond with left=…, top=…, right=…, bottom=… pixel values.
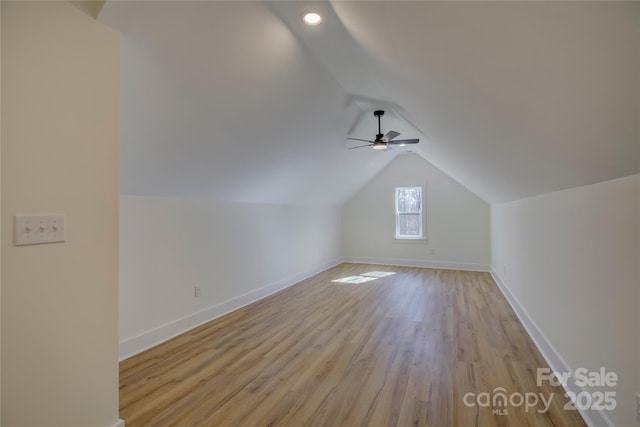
left=99, top=1, right=639, bottom=205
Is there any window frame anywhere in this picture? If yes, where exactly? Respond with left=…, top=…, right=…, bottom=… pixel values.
left=394, top=186, right=425, bottom=240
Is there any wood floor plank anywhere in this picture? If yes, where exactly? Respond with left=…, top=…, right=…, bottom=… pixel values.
left=120, top=263, right=586, bottom=426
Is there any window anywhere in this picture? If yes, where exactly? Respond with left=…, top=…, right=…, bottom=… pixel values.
left=395, top=187, right=423, bottom=239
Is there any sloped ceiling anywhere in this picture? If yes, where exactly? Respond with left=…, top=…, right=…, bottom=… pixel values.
left=99, top=1, right=639, bottom=205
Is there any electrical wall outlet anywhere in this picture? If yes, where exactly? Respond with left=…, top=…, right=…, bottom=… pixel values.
left=194, top=286, right=201, bottom=298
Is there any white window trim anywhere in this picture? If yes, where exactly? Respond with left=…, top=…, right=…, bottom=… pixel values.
left=394, top=186, right=425, bottom=240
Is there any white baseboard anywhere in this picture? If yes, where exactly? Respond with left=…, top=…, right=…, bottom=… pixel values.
left=490, top=269, right=613, bottom=427
left=110, top=419, right=125, bottom=427
left=119, top=257, right=343, bottom=360
left=343, top=256, right=490, bottom=272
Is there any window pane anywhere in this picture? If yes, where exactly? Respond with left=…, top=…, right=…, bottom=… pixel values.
left=397, top=187, right=421, bottom=213
left=397, top=214, right=421, bottom=237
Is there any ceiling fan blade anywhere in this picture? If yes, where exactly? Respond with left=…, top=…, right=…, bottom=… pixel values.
left=348, top=144, right=373, bottom=149
left=347, top=137, right=375, bottom=143
left=388, top=138, right=419, bottom=145
left=384, top=130, right=400, bottom=141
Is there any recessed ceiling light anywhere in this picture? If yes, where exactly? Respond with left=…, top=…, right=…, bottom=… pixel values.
left=303, top=12, right=322, bottom=26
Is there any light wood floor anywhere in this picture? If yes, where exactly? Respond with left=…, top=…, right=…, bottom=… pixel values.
left=120, top=263, right=585, bottom=426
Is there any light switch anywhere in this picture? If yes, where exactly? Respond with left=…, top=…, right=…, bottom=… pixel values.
left=15, top=214, right=65, bottom=246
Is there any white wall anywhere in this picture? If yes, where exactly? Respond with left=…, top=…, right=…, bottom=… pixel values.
left=1, top=2, right=4, bottom=420
left=342, top=153, right=490, bottom=270
left=491, top=174, right=640, bottom=427
left=119, top=196, right=342, bottom=358
left=1, top=2, right=120, bottom=426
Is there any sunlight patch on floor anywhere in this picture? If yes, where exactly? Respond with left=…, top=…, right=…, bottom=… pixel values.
left=332, top=271, right=396, bottom=284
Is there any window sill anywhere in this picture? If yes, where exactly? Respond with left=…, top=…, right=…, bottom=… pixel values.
left=394, top=237, right=427, bottom=243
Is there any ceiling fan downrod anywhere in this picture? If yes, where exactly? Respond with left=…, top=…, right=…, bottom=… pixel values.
left=374, top=110, right=384, bottom=140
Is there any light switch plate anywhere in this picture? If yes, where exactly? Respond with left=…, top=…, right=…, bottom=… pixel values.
left=14, top=214, right=65, bottom=245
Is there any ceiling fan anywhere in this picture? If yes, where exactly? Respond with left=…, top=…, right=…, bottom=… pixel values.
left=348, top=110, right=419, bottom=151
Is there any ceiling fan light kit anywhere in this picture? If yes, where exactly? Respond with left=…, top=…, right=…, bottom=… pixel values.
left=348, top=110, right=419, bottom=151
